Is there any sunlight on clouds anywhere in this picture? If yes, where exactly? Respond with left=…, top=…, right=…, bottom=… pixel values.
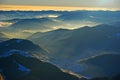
left=0, top=4, right=119, bottom=11
left=3, top=32, right=32, bottom=38
left=0, top=22, right=13, bottom=27
left=48, top=15, right=59, bottom=18
left=35, top=15, right=59, bottom=18
left=54, top=21, right=100, bottom=30
left=52, top=26, right=58, bottom=30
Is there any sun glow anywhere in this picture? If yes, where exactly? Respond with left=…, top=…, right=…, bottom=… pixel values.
left=0, top=4, right=119, bottom=11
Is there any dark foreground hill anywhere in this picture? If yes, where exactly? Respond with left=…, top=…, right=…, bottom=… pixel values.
left=0, top=39, right=86, bottom=80
left=0, top=53, right=84, bottom=80
left=0, top=39, right=48, bottom=61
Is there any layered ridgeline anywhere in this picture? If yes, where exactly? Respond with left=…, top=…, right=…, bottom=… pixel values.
left=0, top=39, right=85, bottom=80
left=28, top=22, right=120, bottom=59
left=1, top=18, right=59, bottom=32
left=0, top=11, right=120, bottom=38
left=0, top=18, right=60, bottom=38
left=28, top=22, right=120, bottom=78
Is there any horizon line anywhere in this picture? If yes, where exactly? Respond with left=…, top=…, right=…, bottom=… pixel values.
left=0, top=4, right=120, bottom=11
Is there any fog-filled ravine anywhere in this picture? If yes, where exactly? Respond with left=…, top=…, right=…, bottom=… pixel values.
left=0, top=10, right=120, bottom=80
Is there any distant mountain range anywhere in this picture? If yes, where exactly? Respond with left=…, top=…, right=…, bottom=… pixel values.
left=57, top=11, right=120, bottom=23
left=5, top=18, right=59, bottom=32
left=0, top=10, right=120, bottom=38
left=0, top=18, right=62, bottom=38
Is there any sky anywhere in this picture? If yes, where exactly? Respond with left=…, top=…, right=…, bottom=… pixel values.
left=0, top=0, right=120, bottom=10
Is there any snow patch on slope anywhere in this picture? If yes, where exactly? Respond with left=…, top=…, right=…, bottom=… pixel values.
left=15, top=62, right=30, bottom=72
left=0, top=50, right=31, bottom=57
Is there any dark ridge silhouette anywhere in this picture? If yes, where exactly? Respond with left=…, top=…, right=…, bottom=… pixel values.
left=0, top=53, right=82, bottom=80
